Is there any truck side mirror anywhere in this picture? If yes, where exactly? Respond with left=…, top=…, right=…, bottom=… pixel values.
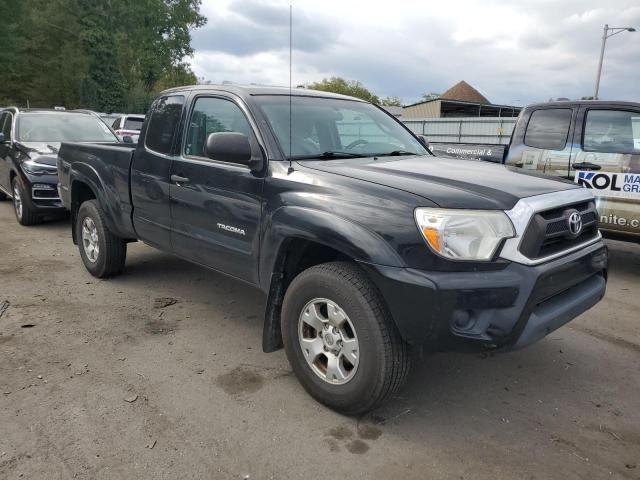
left=417, top=135, right=431, bottom=151
left=205, top=132, right=253, bottom=166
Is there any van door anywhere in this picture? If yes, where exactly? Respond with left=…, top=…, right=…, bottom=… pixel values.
left=572, top=106, right=640, bottom=237
left=504, top=107, right=575, bottom=179
left=169, top=95, right=264, bottom=284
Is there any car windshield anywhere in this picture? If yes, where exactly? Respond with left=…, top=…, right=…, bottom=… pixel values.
left=16, top=113, right=118, bottom=143
left=254, top=95, right=428, bottom=159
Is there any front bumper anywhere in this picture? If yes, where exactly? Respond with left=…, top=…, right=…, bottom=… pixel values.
left=360, top=240, right=608, bottom=352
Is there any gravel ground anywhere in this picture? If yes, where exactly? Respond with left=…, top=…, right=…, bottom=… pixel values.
left=1, top=200, right=639, bottom=480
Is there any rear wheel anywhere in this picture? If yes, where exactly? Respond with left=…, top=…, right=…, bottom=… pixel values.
left=77, top=200, right=127, bottom=278
left=281, top=261, right=410, bottom=415
left=12, top=177, right=40, bottom=225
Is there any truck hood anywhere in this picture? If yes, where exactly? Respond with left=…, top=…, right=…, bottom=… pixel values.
left=300, top=156, right=579, bottom=210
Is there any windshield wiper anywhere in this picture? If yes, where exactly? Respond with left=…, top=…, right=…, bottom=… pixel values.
left=375, top=150, right=419, bottom=157
left=293, top=151, right=367, bottom=160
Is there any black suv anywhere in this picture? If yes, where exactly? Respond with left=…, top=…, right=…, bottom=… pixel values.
left=0, top=108, right=120, bottom=225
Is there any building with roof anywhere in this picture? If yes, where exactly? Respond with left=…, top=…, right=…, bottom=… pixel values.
left=402, top=81, right=521, bottom=118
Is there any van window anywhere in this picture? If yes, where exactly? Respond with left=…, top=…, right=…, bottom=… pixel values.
left=524, top=108, right=572, bottom=150
left=185, top=97, right=257, bottom=158
left=583, top=109, right=640, bottom=154
left=145, top=96, right=185, bottom=154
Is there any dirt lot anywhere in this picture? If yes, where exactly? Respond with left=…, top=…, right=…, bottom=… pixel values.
left=0, top=201, right=639, bottom=480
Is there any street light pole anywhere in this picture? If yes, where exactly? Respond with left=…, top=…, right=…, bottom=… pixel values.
left=593, top=24, right=608, bottom=100
left=594, top=24, right=636, bottom=100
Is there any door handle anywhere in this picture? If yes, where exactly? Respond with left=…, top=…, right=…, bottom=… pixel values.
left=572, top=162, right=602, bottom=171
left=171, top=174, right=189, bottom=184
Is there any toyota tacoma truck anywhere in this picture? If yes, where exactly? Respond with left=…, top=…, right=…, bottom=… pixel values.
left=57, top=86, right=608, bottom=414
left=426, top=100, right=640, bottom=242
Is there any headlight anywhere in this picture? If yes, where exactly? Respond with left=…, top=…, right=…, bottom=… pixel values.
left=22, top=160, right=57, bottom=176
left=415, top=207, right=515, bottom=261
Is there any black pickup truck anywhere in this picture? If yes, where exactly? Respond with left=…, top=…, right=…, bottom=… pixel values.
left=57, top=86, right=608, bottom=414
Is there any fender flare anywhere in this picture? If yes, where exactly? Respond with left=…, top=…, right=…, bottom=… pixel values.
left=69, top=163, right=131, bottom=241
left=260, top=206, right=405, bottom=288
left=259, top=206, right=405, bottom=352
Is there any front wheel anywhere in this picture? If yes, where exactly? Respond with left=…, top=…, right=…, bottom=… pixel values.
left=76, top=200, right=127, bottom=278
left=11, top=177, right=40, bottom=225
left=281, top=261, right=410, bottom=415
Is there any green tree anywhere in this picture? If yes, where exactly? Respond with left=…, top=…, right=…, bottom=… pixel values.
left=307, top=77, right=380, bottom=104
left=0, top=0, right=206, bottom=112
left=380, top=96, right=403, bottom=107
left=0, top=0, right=29, bottom=105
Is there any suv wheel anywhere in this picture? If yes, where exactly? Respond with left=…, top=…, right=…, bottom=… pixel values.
left=12, top=177, right=40, bottom=225
left=77, top=200, right=127, bottom=278
left=281, top=261, right=410, bottom=415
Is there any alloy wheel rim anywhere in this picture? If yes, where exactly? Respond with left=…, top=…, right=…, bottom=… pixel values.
left=81, top=217, right=100, bottom=263
left=13, top=184, right=22, bottom=219
left=298, top=298, right=359, bottom=385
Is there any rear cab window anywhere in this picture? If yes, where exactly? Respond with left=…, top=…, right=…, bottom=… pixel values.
left=145, top=95, right=185, bottom=155
left=524, top=108, right=572, bottom=150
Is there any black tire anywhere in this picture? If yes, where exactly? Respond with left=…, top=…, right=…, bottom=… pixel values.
left=11, top=176, right=40, bottom=226
left=76, top=200, right=127, bottom=278
left=281, top=261, right=410, bottom=415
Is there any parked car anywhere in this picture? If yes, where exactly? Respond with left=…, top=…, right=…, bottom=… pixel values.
left=0, top=107, right=120, bottom=225
left=111, top=114, right=145, bottom=139
left=428, top=101, right=640, bottom=242
left=57, top=86, right=607, bottom=414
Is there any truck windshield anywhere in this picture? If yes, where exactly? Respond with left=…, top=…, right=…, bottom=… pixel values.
left=16, top=113, right=118, bottom=143
left=254, top=95, right=428, bottom=159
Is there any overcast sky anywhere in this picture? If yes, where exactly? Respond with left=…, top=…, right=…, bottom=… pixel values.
left=190, top=0, right=640, bottom=106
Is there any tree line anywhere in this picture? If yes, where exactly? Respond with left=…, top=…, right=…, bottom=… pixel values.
left=307, top=77, right=403, bottom=106
left=0, top=0, right=206, bottom=113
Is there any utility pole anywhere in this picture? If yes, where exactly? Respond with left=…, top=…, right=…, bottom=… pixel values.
left=594, top=24, right=636, bottom=100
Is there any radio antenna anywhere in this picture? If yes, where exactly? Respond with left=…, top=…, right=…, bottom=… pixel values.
left=288, top=4, right=294, bottom=173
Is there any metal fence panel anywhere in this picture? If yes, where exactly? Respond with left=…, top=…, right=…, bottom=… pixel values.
left=401, top=117, right=517, bottom=145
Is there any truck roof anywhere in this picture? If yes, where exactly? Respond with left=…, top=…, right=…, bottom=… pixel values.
left=159, top=84, right=367, bottom=103
left=526, top=100, right=640, bottom=109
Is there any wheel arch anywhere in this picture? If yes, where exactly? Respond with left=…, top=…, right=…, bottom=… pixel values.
left=260, top=207, right=405, bottom=353
left=68, top=163, right=133, bottom=243
left=70, top=178, right=98, bottom=244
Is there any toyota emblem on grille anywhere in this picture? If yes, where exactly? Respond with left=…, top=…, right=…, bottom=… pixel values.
left=567, top=211, right=583, bottom=236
